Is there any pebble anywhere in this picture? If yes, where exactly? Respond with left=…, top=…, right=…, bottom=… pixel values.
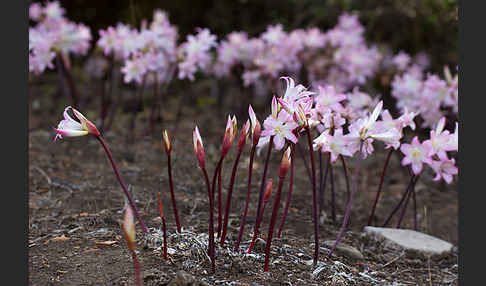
left=323, top=240, right=365, bottom=260
left=364, top=226, right=453, bottom=257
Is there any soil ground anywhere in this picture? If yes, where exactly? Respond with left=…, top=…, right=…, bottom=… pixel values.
left=28, top=78, right=458, bottom=285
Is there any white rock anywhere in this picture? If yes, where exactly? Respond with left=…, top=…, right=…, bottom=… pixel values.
left=364, top=226, right=453, bottom=256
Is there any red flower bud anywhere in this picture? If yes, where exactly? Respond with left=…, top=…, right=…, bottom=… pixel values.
left=263, top=179, right=273, bottom=203
left=279, top=147, right=292, bottom=178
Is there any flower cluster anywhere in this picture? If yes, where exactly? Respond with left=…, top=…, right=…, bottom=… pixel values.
left=401, top=117, right=458, bottom=183
left=177, top=28, right=218, bottom=81
left=391, top=64, right=458, bottom=128
left=29, top=1, right=92, bottom=75
left=97, top=10, right=179, bottom=85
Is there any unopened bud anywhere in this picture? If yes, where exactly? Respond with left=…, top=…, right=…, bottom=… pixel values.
left=271, top=96, right=279, bottom=118
left=193, top=126, right=205, bottom=169
left=122, top=205, right=136, bottom=252
left=162, top=130, right=172, bottom=154
left=263, top=179, right=273, bottom=203
left=237, top=120, right=250, bottom=150
left=279, top=146, right=292, bottom=178
left=252, top=120, right=261, bottom=146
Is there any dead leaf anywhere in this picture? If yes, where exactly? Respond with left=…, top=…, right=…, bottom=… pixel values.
left=83, top=249, right=100, bottom=253
left=51, top=235, right=69, bottom=242
left=95, top=240, right=117, bottom=246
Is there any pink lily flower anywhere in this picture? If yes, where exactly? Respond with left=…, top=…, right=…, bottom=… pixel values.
left=400, top=136, right=433, bottom=175
left=423, top=117, right=456, bottom=158
left=314, top=85, right=346, bottom=113
left=54, top=106, right=100, bottom=142
left=261, top=112, right=298, bottom=150
left=314, top=129, right=354, bottom=163
left=430, top=153, right=458, bottom=184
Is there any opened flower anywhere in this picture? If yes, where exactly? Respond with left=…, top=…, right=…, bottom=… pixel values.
left=54, top=106, right=100, bottom=141
left=400, top=136, right=433, bottom=175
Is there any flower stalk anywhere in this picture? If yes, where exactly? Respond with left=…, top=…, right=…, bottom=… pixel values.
left=163, top=130, right=181, bottom=233
left=234, top=117, right=261, bottom=251
left=277, top=143, right=295, bottom=238
left=264, top=147, right=291, bottom=272
left=157, top=192, right=168, bottom=260
left=247, top=179, right=273, bottom=254
left=367, top=148, right=394, bottom=226
left=220, top=120, right=249, bottom=246
left=255, top=135, right=274, bottom=225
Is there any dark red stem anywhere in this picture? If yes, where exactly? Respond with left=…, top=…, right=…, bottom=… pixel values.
left=367, top=148, right=394, bottom=226
left=382, top=174, right=418, bottom=227
left=277, top=143, right=295, bottom=238
left=220, top=148, right=244, bottom=246
left=167, top=154, right=181, bottom=233
left=255, top=136, right=274, bottom=225
left=327, top=141, right=363, bottom=258
left=397, top=175, right=419, bottom=228
left=162, top=216, right=168, bottom=260
left=201, top=167, right=215, bottom=273
left=247, top=201, right=267, bottom=254
left=234, top=144, right=257, bottom=251
left=211, top=156, right=224, bottom=238
left=96, top=136, right=148, bottom=233
left=319, top=153, right=330, bottom=214
left=57, top=54, right=80, bottom=108
left=340, top=155, right=351, bottom=203
left=412, top=185, right=417, bottom=230
left=263, top=175, right=286, bottom=272
left=305, top=127, right=319, bottom=265
left=330, top=164, right=336, bottom=221
left=131, top=250, right=141, bottom=286
left=396, top=182, right=413, bottom=228
left=297, top=140, right=313, bottom=183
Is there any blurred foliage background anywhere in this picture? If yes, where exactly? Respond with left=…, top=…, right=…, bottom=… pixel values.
left=52, top=0, right=457, bottom=72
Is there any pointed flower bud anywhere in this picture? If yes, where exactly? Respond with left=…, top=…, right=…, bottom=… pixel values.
left=263, top=179, right=273, bottom=203
left=193, top=126, right=205, bottom=169
left=279, top=146, right=292, bottom=178
left=162, top=130, right=172, bottom=154
left=237, top=120, right=251, bottom=150
left=292, top=104, right=308, bottom=127
left=222, top=115, right=235, bottom=156
left=248, top=105, right=261, bottom=145
left=54, top=106, right=100, bottom=142
left=271, top=96, right=279, bottom=119
left=122, top=205, right=136, bottom=252
left=253, top=120, right=261, bottom=146
left=231, top=115, right=238, bottom=142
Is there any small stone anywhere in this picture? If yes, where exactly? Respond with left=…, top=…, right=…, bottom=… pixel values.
left=364, top=226, right=453, bottom=257
left=167, top=270, right=209, bottom=286
left=323, top=240, right=364, bottom=260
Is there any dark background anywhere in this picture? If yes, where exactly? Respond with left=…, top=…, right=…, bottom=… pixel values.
left=44, top=0, right=457, bottom=72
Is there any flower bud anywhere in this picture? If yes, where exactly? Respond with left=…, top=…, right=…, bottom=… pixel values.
left=193, top=126, right=205, bottom=169
left=222, top=115, right=235, bottom=156
left=72, top=108, right=101, bottom=137
left=263, top=179, right=273, bottom=203
left=271, top=96, right=279, bottom=118
left=162, top=130, right=172, bottom=154
left=122, top=205, right=136, bottom=252
left=279, top=146, right=292, bottom=178
left=237, top=120, right=250, bottom=150
left=252, top=120, right=261, bottom=146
